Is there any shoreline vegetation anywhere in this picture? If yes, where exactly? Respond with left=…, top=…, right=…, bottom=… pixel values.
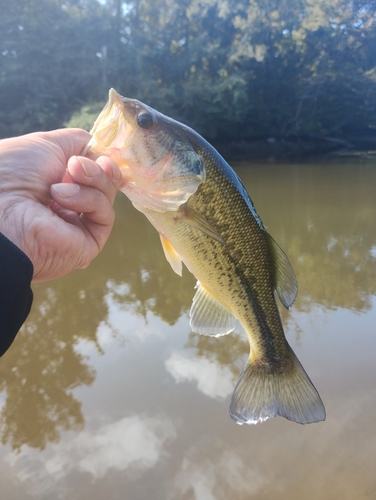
left=214, top=136, right=376, bottom=162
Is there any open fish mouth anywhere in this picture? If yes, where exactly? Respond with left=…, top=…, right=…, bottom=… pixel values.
left=85, top=89, right=140, bottom=188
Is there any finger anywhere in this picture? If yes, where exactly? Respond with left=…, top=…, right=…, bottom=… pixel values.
left=50, top=183, right=116, bottom=252
left=66, top=155, right=122, bottom=205
left=50, top=183, right=116, bottom=228
left=49, top=201, right=82, bottom=228
left=93, top=155, right=124, bottom=193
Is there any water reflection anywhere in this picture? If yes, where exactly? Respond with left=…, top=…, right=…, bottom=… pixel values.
left=4, top=413, right=176, bottom=498
left=1, top=160, right=376, bottom=457
left=0, top=286, right=95, bottom=451
left=38, top=414, right=175, bottom=479
left=171, top=441, right=268, bottom=499
left=165, top=351, right=236, bottom=400
left=102, top=196, right=195, bottom=325
left=239, top=162, right=376, bottom=313
left=185, top=330, right=249, bottom=370
left=165, top=331, right=249, bottom=400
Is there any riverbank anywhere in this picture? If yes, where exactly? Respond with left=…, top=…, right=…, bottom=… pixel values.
left=214, top=135, right=376, bottom=162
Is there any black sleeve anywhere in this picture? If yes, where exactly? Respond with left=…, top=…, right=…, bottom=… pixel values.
left=0, top=233, right=34, bottom=356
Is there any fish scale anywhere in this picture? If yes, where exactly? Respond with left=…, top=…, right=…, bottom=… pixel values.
left=88, top=88, right=326, bottom=425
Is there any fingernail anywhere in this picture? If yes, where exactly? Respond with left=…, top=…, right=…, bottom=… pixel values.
left=52, top=183, right=80, bottom=198
left=80, top=158, right=100, bottom=177
left=112, top=163, right=122, bottom=181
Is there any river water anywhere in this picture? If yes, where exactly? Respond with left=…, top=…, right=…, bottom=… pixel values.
left=1, top=160, right=376, bottom=499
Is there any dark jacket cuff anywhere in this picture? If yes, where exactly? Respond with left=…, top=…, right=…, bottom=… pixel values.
left=0, top=232, right=34, bottom=356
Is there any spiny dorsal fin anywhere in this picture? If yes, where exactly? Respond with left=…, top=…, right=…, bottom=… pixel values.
left=159, top=234, right=183, bottom=276
left=265, top=232, right=298, bottom=309
left=190, top=281, right=236, bottom=336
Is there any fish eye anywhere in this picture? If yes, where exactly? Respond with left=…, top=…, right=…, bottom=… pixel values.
left=137, top=112, right=156, bottom=130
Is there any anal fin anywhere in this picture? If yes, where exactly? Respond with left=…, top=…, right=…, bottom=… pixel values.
left=190, top=281, right=236, bottom=336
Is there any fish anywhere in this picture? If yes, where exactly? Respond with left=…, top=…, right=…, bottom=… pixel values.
left=87, top=88, right=326, bottom=425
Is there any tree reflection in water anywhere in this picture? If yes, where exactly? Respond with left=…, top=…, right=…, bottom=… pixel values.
left=0, top=285, right=96, bottom=450
left=1, top=161, right=376, bottom=451
left=0, top=195, right=194, bottom=451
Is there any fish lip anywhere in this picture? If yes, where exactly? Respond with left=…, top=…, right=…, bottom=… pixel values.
left=107, top=87, right=127, bottom=114
left=91, top=88, right=123, bottom=135
left=108, top=87, right=120, bottom=104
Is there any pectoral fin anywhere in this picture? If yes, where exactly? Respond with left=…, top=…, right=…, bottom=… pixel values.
left=190, top=281, right=236, bottom=336
left=183, top=206, right=225, bottom=245
left=265, top=232, right=298, bottom=309
left=159, top=234, right=183, bottom=276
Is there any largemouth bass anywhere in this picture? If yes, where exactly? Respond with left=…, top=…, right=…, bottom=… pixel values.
left=88, top=88, right=326, bottom=425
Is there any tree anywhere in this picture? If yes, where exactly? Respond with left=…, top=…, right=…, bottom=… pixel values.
left=0, top=0, right=111, bottom=136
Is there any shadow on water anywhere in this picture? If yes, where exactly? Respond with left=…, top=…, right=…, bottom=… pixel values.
left=1, top=160, right=376, bottom=451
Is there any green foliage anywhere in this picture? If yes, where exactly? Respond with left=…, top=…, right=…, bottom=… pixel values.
left=0, top=0, right=375, bottom=142
left=64, top=101, right=106, bottom=131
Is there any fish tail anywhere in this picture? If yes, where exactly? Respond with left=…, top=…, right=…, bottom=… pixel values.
left=229, top=347, right=325, bottom=425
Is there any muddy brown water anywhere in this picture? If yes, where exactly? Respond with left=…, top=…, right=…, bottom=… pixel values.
left=1, top=160, right=376, bottom=499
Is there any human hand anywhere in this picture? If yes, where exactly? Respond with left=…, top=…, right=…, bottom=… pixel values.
left=0, top=128, right=122, bottom=282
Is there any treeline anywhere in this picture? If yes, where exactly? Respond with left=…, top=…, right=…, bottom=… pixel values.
left=1, top=0, right=376, bottom=145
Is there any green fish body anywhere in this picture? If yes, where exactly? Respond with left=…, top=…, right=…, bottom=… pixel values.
left=88, top=89, right=326, bottom=425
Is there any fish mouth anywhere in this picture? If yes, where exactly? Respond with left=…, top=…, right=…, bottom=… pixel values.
left=85, top=88, right=136, bottom=184
left=86, top=88, right=133, bottom=154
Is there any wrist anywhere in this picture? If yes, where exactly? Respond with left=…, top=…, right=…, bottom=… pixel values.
left=0, top=194, right=33, bottom=262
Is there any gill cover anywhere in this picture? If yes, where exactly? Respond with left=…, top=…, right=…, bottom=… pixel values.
left=88, top=88, right=206, bottom=213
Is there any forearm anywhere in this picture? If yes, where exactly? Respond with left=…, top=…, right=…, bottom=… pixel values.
left=0, top=232, right=33, bottom=356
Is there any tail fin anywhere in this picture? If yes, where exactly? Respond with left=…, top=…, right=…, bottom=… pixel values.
left=229, top=348, right=326, bottom=425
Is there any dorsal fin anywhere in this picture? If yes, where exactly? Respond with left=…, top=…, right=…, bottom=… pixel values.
left=189, top=281, right=236, bottom=336
left=265, top=233, right=298, bottom=309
